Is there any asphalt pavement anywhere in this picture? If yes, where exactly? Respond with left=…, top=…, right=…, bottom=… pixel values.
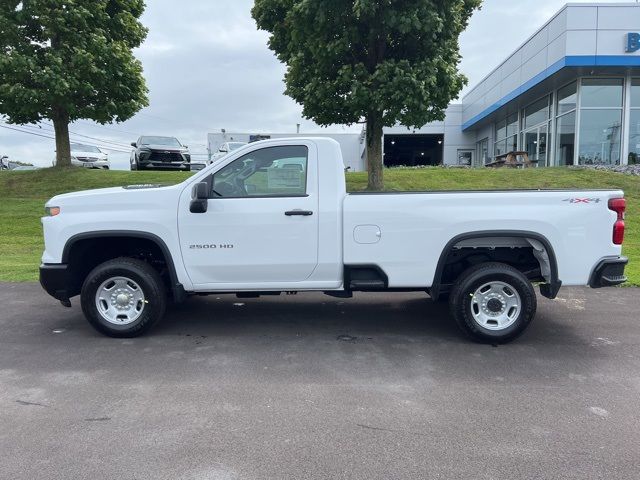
left=1, top=283, right=639, bottom=480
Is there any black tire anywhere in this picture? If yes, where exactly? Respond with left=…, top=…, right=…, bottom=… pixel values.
left=449, top=262, right=536, bottom=343
left=81, top=257, right=166, bottom=338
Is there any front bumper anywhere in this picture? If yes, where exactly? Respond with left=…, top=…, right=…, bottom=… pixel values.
left=138, top=150, right=191, bottom=171
left=71, top=160, right=110, bottom=169
left=138, top=161, right=190, bottom=170
left=589, top=256, right=628, bottom=288
left=40, top=264, right=71, bottom=301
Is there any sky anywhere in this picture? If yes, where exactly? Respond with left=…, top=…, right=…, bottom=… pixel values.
left=0, top=0, right=632, bottom=168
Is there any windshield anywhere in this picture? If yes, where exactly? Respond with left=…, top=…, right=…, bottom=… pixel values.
left=139, top=136, right=182, bottom=147
left=228, top=142, right=246, bottom=151
left=71, top=143, right=101, bottom=153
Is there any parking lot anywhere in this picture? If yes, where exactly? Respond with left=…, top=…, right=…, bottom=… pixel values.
left=1, top=283, right=639, bottom=479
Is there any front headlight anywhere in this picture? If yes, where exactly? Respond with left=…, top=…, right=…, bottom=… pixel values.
left=45, top=206, right=60, bottom=216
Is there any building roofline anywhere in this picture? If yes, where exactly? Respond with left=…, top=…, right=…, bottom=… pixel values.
left=462, top=2, right=640, bottom=101
left=461, top=54, right=640, bottom=130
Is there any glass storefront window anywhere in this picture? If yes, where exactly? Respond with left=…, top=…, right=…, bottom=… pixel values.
left=523, top=125, right=548, bottom=166
left=628, top=109, right=640, bottom=165
left=629, top=80, right=640, bottom=164
left=495, top=120, right=506, bottom=142
left=506, top=113, right=518, bottom=137
left=494, top=113, right=519, bottom=160
left=557, top=82, right=577, bottom=115
left=580, top=78, right=623, bottom=108
left=630, top=79, right=640, bottom=109
left=578, top=109, right=622, bottom=165
left=476, top=138, right=489, bottom=165
left=555, top=111, right=576, bottom=166
left=524, top=96, right=550, bottom=129
left=495, top=140, right=507, bottom=157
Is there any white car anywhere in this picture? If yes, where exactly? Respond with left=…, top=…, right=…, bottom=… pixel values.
left=210, top=142, right=248, bottom=163
left=40, top=138, right=627, bottom=342
left=69, top=143, right=110, bottom=169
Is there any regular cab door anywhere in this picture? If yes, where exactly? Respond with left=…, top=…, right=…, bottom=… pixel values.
left=178, top=143, right=319, bottom=286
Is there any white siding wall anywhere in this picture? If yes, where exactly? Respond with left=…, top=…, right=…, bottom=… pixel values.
left=462, top=4, right=640, bottom=128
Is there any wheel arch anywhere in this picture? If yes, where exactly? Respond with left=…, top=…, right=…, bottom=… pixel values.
left=62, top=230, right=185, bottom=302
left=430, top=230, right=561, bottom=301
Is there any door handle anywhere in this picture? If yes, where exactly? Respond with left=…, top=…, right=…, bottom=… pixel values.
left=285, top=210, right=313, bottom=216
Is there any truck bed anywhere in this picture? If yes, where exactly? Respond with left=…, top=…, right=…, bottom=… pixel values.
left=343, top=189, right=623, bottom=288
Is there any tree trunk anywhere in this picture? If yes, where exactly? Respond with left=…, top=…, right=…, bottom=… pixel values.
left=52, top=106, right=71, bottom=167
left=366, top=113, right=384, bottom=191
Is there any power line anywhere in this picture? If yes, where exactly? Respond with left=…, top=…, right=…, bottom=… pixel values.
left=0, top=123, right=56, bottom=141
left=40, top=122, right=133, bottom=149
left=0, top=123, right=131, bottom=153
left=13, top=121, right=133, bottom=150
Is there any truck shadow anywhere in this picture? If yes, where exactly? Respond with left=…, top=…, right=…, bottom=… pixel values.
left=155, top=292, right=579, bottom=346
left=159, top=293, right=455, bottom=338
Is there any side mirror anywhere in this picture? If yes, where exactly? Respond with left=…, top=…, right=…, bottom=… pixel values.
left=190, top=182, right=209, bottom=213
left=219, top=148, right=228, bottom=153
left=131, top=142, right=137, bottom=147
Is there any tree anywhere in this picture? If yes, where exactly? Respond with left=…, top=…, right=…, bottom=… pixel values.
left=0, top=0, right=149, bottom=167
left=252, top=0, right=481, bottom=190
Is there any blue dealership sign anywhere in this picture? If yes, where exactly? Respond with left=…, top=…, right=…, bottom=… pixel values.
left=627, top=33, right=640, bottom=53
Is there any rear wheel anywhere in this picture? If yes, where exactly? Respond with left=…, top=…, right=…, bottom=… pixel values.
left=81, top=257, right=166, bottom=337
left=449, top=262, right=536, bottom=343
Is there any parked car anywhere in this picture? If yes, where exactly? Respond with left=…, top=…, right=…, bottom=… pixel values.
left=68, top=143, right=110, bottom=169
left=40, top=138, right=627, bottom=342
left=0, top=155, right=9, bottom=170
left=130, top=136, right=191, bottom=171
left=210, top=141, right=247, bottom=163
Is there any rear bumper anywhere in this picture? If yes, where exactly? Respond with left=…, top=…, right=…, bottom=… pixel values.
left=589, top=256, right=628, bottom=288
left=39, top=263, right=71, bottom=301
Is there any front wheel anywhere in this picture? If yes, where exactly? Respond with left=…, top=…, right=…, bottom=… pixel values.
left=449, top=262, right=537, bottom=343
left=81, top=257, right=166, bottom=337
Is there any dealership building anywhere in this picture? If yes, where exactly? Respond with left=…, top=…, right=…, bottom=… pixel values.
left=209, top=3, right=640, bottom=171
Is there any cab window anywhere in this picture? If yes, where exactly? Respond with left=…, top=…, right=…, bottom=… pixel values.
left=211, top=146, right=308, bottom=197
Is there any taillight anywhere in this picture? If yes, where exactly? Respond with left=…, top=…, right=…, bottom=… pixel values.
left=608, top=198, right=626, bottom=245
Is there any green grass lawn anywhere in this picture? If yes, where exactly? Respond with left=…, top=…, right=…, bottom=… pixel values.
left=0, top=166, right=637, bottom=285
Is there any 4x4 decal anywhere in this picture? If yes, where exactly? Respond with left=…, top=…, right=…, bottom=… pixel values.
left=563, top=198, right=601, bottom=204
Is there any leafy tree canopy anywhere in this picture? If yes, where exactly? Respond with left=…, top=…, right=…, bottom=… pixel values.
left=0, top=0, right=149, bottom=165
left=253, top=0, right=481, bottom=189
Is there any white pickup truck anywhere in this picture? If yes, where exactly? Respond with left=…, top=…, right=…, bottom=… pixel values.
left=40, top=138, right=628, bottom=342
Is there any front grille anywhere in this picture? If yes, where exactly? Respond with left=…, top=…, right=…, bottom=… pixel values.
left=148, top=151, right=183, bottom=163
left=77, top=157, right=99, bottom=163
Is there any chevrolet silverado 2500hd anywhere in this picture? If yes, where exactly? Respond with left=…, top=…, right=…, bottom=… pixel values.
left=40, top=138, right=628, bottom=342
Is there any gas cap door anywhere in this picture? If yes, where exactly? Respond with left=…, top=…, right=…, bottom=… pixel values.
left=353, top=225, right=382, bottom=244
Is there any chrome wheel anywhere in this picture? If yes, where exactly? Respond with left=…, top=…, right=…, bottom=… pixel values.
left=94, top=276, right=145, bottom=325
left=470, top=281, right=521, bottom=331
